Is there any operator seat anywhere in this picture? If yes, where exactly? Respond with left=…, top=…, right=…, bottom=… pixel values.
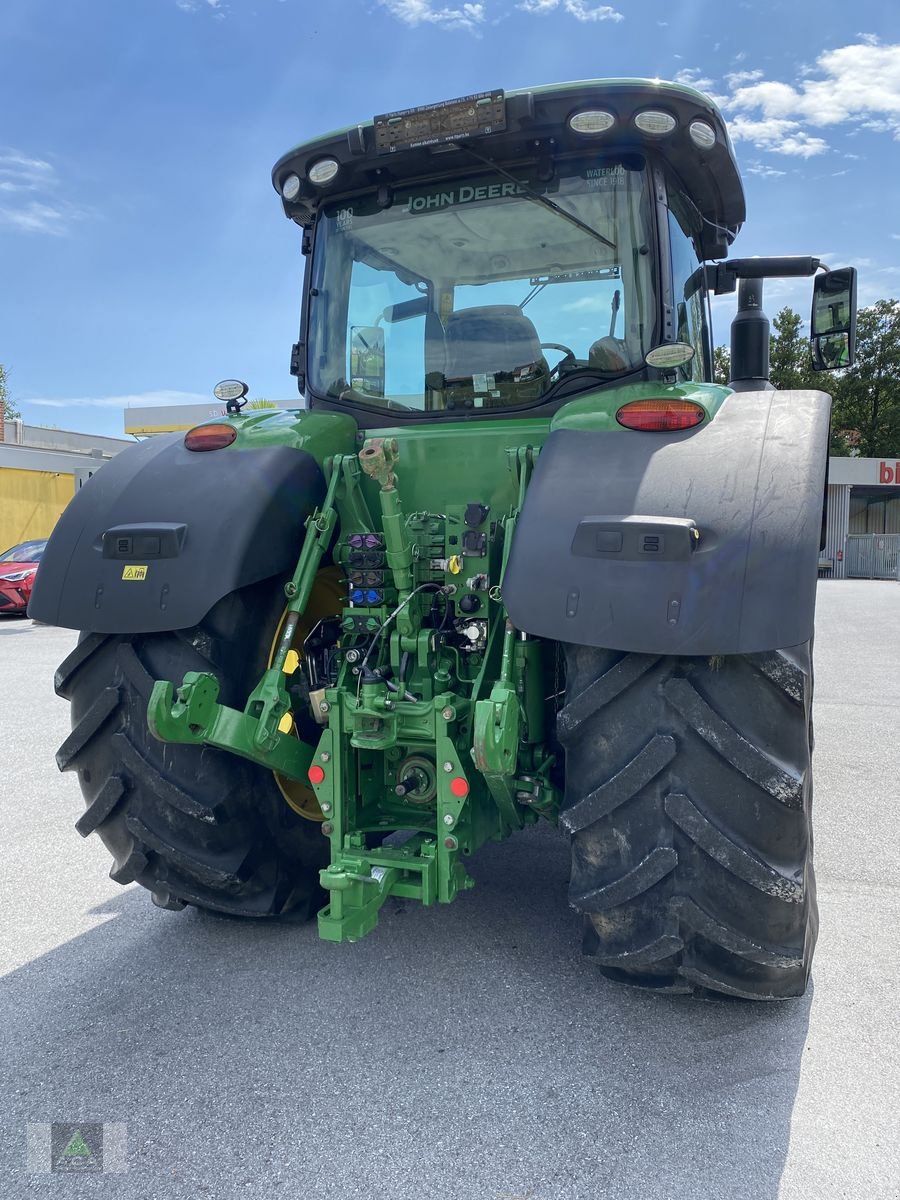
left=442, top=305, right=549, bottom=409
left=588, top=335, right=631, bottom=373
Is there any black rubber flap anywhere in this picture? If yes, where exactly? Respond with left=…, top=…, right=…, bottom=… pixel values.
left=503, top=390, right=831, bottom=655
left=29, top=434, right=325, bottom=633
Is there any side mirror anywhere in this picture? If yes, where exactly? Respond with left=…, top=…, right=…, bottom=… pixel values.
left=811, top=267, right=857, bottom=371
left=349, top=326, right=385, bottom=398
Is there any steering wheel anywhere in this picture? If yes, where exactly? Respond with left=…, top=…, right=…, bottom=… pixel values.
left=541, top=342, right=579, bottom=381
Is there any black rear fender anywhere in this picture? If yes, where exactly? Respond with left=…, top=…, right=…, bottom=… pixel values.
left=503, top=389, right=831, bottom=655
left=29, top=434, right=326, bottom=634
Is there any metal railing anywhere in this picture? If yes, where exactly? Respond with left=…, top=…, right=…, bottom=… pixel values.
left=845, top=534, right=900, bottom=580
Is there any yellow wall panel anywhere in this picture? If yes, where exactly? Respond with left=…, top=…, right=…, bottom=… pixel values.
left=0, top=467, right=74, bottom=550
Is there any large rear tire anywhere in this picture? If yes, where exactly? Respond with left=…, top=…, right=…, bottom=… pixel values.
left=54, top=578, right=327, bottom=917
left=558, top=644, right=817, bottom=999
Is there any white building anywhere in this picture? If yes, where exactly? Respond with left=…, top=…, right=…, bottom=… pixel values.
left=823, top=457, right=900, bottom=579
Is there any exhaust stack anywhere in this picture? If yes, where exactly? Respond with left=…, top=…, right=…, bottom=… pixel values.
left=730, top=278, right=771, bottom=390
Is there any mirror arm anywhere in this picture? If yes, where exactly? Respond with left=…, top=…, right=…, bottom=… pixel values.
left=705, top=256, right=822, bottom=295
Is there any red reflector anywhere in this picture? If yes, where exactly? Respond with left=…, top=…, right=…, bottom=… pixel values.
left=450, top=777, right=469, bottom=798
left=308, top=765, right=326, bottom=785
left=184, top=424, right=237, bottom=451
left=616, top=399, right=705, bottom=431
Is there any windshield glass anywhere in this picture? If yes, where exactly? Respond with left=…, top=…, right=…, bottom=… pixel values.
left=307, top=156, right=657, bottom=414
left=0, top=540, right=46, bottom=563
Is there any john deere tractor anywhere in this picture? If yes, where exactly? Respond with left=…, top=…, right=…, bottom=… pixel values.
left=32, top=80, right=857, bottom=999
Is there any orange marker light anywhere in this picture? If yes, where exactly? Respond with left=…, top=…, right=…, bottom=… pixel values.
left=184, top=424, right=238, bottom=451
left=616, top=399, right=705, bottom=431
left=308, top=765, right=326, bottom=785
left=450, top=777, right=469, bottom=798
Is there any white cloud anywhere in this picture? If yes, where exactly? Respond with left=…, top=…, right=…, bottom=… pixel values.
left=561, top=295, right=611, bottom=313
left=724, top=69, right=763, bottom=89
left=382, top=0, right=622, bottom=28
left=745, top=162, right=787, bottom=179
left=728, top=119, right=821, bottom=155
left=28, top=390, right=211, bottom=411
left=0, top=201, right=79, bottom=236
left=562, top=0, right=623, bottom=21
left=674, top=67, right=715, bottom=90
left=667, top=39, right=900, bottom=162
left=858, top=118, right=895, bottom=133
left=727, top=38, right=900, bottom=139
left=176, top=0, right=226, bottom=13
left=777, top=132, right=830, bottom=157
left=380, top=0, right=486, bottom=30
left=671, top=68, right=727, bottom=107
left=0, top=152, right=89, bottom=236
left=0, top=152, right=55, bottom=193
left=727, top=114, right=828, bottom=157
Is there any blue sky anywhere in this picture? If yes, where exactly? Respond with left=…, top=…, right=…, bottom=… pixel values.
left=2, top=0, right=899, bottom=437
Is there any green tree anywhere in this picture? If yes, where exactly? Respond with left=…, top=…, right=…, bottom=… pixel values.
left=707, top=301, right=900, bottom=458
left=768, top=306, right=817, bottom=391
left=714, top=306, right=815, bottom=388
left=829, top=299, right=900, bottom=458
left=713, top=344, right=730, bottom=385
left=0, top=363, right=21, bottom=421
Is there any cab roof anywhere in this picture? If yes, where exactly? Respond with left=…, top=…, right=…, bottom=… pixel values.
left=272, top=79, right=745, bottom=260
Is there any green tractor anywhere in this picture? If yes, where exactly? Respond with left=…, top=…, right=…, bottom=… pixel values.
left=32, top=80, right=857, bottom=1000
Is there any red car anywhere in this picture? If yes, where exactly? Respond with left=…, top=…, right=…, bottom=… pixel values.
left=0, top=539, right=47, bottom=615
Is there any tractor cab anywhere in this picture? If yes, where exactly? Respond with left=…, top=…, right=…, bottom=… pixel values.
left=272, top=81, right=747, bottom=425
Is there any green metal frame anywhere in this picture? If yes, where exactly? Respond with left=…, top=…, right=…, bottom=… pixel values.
left=147, top=432, right=562, bottom=942
left=146, top=372, right=735, bottom=942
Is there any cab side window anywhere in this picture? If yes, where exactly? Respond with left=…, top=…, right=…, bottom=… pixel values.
left=667, top=202, right=710, bottom=382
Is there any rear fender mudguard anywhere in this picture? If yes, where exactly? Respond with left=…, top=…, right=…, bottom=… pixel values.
left=503, top=389, right=831, bottom=655
left=29, top=434, right=327, bottom=634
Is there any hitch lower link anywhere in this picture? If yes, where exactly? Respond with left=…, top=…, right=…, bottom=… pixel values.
left=146, top=454, right=351, bottom=781
left=147, top=670, right=314, bottom=779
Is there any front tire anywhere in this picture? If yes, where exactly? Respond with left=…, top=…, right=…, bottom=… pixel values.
left=558, top=644, right=817, bottom=999
left=54, top=578, right=327, bottom=917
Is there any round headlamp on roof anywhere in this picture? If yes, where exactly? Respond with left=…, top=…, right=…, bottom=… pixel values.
left=688, top=119, right=717, bottom=149
left=568, top=109, right=616, bottom=135
left=308, top=158, right=340, bottom=186
left=281, top=173, right=302, bottom=201
left=634, top=109, right=677, bottom=136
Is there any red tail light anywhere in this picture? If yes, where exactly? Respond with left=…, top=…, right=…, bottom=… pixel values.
left=616, top=399, right=705, bottom=431
left=184, top=424, right=237, bottom=451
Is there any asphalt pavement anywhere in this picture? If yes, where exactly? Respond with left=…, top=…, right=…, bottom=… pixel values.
left=1, top=582, right=898, bottom=1199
